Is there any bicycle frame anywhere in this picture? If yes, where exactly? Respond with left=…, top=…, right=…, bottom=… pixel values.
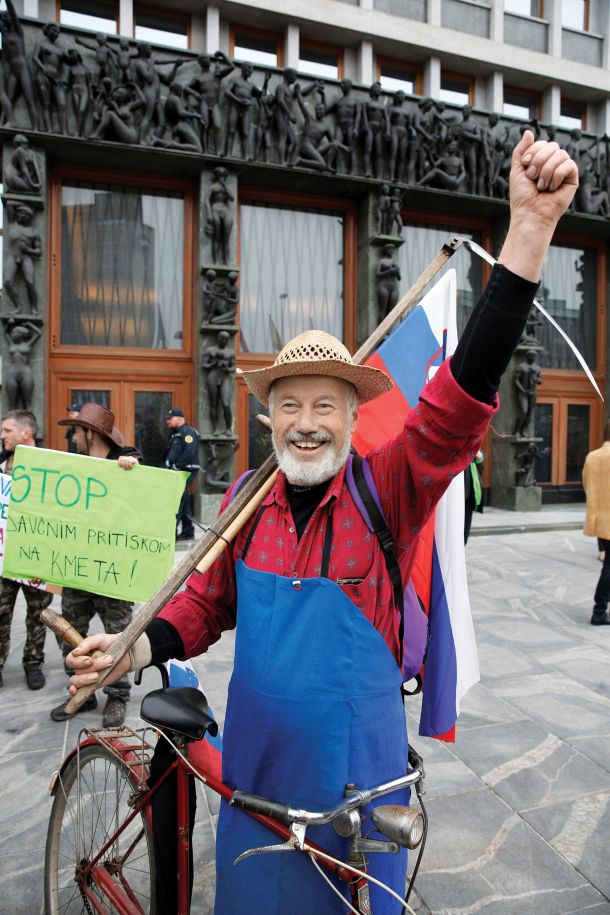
left=49, top=722, right=421, bottom=915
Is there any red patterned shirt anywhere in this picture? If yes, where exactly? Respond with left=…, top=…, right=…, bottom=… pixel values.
left=159, top=359, right=496, bottom=662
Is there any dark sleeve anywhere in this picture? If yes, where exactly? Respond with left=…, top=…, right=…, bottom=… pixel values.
left=107, top=443, right=142, bottom=462
left=450, top=263, right=539, bottom=405
left=147, top=618, right=185, bottom=665
left=165, top=434, right=184, bottom=468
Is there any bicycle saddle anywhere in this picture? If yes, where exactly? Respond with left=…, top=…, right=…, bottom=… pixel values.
left=140, top=687, right=218, bottom=741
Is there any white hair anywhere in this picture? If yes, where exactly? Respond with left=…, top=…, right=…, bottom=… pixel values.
left=268, top=377, right=358, bottom=486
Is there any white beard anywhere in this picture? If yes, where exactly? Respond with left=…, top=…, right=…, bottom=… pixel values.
left=273, top=434, right=352, bottom=486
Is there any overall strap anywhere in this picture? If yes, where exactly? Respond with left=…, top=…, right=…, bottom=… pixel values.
left=348, top=453, right=405, bottom=666
left=241, top=504, right=267, bottom=562
left=320, top=511, right=334, bottom=579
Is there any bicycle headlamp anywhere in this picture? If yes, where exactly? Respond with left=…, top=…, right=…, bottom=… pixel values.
left=370, top=804, right=425, bottom=849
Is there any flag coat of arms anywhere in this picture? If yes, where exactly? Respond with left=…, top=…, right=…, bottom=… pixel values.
left=352, top=270, right=479, bottom=741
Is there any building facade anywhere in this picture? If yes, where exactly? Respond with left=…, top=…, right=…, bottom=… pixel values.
left=1, top=0, right=609, bottom=516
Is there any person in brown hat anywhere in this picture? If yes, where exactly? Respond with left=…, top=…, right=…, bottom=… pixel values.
left=50, top=403, right=141, bottom=727
left=65, top=132, right=578, bottom=914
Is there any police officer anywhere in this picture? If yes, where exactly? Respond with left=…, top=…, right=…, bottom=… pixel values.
left=165, top=408, right=200, bottom=540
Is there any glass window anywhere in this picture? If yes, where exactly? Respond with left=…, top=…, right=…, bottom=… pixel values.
left=134, top=391, right=173, bottom=467
left=239, top=202, right=345, bottom=354
left=379, top=62, right=417, bottom=95
left=503, top=87, right=539, bottom=120
left=59, top=0, right=117, bottom=34
left=440, top=74, right=471, bottom=107
left=299, top=45, right=340, bottom=80
left=504, top=0, right=542, bottom=15
left=537, top=244, right=597, bottom=371
left=559, top=99, right=585, bottom=130
left=60, top=182, right=185, bottom=348
left=69, top=388, right=111, bottom=408
left=562, top=0, right=587, bottom=30
left=233, top=30, right=279, bottom=67
left=135, top=7, right=189, bottom=50
left=397, top=223, right=484, bottom=336
left=566, top=404, right=589, bottom=482
left=535, top=402, right=553, bottom=483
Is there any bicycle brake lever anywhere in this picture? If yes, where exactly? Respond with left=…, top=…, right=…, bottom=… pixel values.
left=233, top=822, right=307, bottom=865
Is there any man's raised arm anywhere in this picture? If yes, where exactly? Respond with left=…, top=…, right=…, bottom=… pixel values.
left=498, top=130, right=578, bottom=282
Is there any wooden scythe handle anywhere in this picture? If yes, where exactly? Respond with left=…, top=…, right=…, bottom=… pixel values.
left=58, top=237, right=462, bottom=715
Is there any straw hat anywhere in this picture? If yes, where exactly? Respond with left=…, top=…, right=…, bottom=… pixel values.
left=58, top=402, right=123, bottom=447
left=239, top=330, right=393, bottom=407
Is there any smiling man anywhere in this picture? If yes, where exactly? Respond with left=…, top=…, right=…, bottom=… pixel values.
left=65, top=132, right=578, bottom=915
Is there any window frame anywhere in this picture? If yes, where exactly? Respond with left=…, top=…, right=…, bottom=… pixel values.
left=561, top=0, right=589, bottom=32
left=503, top=0, right=544, bottom=17
left=537, top=232, right=606, bottom=381
left=234, top=187, right=357, bottom=474
left=56, top=0, right=119, bottom=33
left=439, top=70, right=474, bottom=107
left=503, top=84, right=541, bottom=120
left=230, top=24, right=284, bottom=69
left=133, top=3, right=191, bottom=50
left=298, top=38, right=344, bottom=80
left=48, top=164, right=196, bottom=361
left=534, top=232, right=605, bottom=489
left=376, top=56, right=422, bottom=96
left=559, top=97, right=587, bottom=131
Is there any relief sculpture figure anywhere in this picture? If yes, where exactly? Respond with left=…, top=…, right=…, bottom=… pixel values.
left=4, top=319, right=41, bottom=411
left=0, top=0, right=38, bottom=129
left=32, top=22, right=71, bottom=134
left=185, top=51, right=234, bottom=154
left=513, top=349, right=542, bottom=437
left=203, top=330, right=235, bottom=436
left=205, top=167, right=234, bottom=265
left=4, top=134, right=42, bottom=194
left=4, top=204, right=41, bottom=314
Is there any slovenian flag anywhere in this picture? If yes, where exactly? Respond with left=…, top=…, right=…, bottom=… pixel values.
left=166, top=658, right=223, bottom=778
left=352, top=270, right=479, bottom=742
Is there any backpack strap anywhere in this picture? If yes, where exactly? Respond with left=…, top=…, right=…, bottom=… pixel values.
left=346, top=453, right=405, bottom=668
left=227, top=470, right=268, bottom=562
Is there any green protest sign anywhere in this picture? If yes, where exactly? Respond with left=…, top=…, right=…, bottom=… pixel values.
left=3, top=446, right=189, bottom=602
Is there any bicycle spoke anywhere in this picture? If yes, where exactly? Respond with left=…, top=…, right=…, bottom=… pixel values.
left=44, top=744, right=156, bottom=915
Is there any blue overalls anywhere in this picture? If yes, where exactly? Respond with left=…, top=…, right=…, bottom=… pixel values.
left=214, top=506, right=410, bottom=914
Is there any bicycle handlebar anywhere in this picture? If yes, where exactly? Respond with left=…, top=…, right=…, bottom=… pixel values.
left=229, top=792, right=292, bottom=823
left=230, top=764, right=424, bottom=828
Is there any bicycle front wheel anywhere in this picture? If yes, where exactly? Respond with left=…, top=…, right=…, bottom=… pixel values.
left=44, top=743, right=156, bottom=915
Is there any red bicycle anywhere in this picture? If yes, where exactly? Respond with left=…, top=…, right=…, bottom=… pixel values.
left=44, top=631, right=427, bottom=915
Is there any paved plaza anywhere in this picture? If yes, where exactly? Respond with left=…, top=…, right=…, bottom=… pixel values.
left=1, top=504, right=609, bottom=914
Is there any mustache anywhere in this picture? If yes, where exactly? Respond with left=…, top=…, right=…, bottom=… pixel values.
left=283, top=431, right=333, bottom=445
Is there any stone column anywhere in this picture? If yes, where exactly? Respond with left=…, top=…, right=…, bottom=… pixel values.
left=356, top=40, right=374, bottom=86
left=490, top=341, right=544, bottom=511
left=205, top=5, right=221, bottom=55
left=357, top=186, right=404, bottom=349
left=284, top=23, right=299, bottom=69
left=197, top=165, right=239, bottom=524
left=1, top=139, right=47, bottom=438
left=118, top=0, right=133, bottom=37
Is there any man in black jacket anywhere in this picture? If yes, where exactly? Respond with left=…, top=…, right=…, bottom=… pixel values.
left=165, top=408, right=200, bottom=541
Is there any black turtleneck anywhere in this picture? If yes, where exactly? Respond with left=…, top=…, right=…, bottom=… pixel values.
left=286, top=479, right=330, bottom=540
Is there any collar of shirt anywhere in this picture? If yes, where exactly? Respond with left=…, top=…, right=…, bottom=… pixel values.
left=262, top=463, right=348, bottom=512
